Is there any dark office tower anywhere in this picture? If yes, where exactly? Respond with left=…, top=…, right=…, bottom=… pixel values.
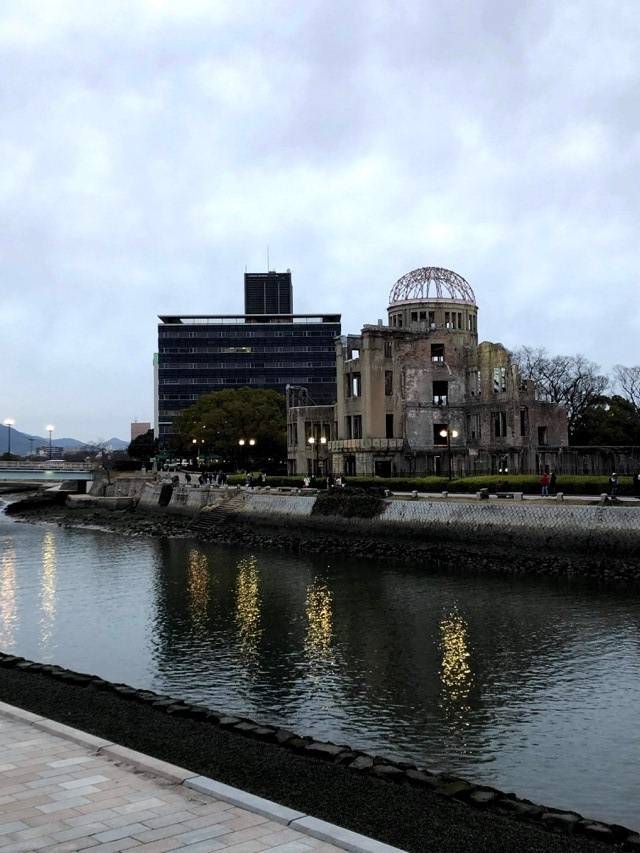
left=244, top=270, right=293, bottom=314
left=156, top=311, right=340, bottom=447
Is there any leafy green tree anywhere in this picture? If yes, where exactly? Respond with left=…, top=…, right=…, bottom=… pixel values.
left=128, top=429, right=157, bottom=462
left=172, top=388, right=286, bottom=468
left=572, top=395, right=640, bottom=445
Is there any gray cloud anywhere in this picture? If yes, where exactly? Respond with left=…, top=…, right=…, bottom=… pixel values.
left=1, top=0, right=638, bottom=438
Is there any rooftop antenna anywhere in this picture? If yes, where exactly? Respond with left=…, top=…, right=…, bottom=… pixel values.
left=267, top=245, right=270, bottom=271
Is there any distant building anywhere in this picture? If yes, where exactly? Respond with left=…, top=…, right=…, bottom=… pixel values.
left=131, top=421, right=151, bottom=442
left=244, top=270, right=292, bottom=314
left=36, top=446, right=65, bottom=458
left=287, top=267, right=569, bottom=476
left=156, top=271, right=340, bottom=447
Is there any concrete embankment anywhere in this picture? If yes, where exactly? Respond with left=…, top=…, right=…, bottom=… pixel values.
left=130, top=479, right=640, bottom=557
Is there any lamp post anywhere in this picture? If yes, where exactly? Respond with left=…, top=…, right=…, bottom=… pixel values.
left=439, top=427, right=459, bottom=481
left=3, top=418, right=15, bottom=456
left=307, top=435, right=327, bottom=477
left=238, top=438, right=256, bottom=471
left=46, top=425, right=55, bottom=460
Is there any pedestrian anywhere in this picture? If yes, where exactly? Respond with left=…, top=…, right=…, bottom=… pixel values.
left=540, top=471, right=550, bottom=497
left=609, top=472, right=619, bottom=497
left=549, top=470, right=557, bottom=495
left=261, top=472, right=267, bottom=486
left=633, top=472, right=640, bottom=497
left=303, top=475, right=311, bottom=488
left=326, top=473, right=334, bottom=490
left=185, top=472, right=191, bottom=486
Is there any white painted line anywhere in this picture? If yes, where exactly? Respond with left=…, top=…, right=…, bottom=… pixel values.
left=290, top=816, right=407, bottom=853
left=185, top=775, right=304, bottom=825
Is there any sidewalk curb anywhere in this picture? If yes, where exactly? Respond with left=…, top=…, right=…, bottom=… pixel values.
left=0, top=701, right=407, bottom=853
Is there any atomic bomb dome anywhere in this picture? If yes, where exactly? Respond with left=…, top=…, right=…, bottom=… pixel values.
left=389, top=267, right=476, bottom=306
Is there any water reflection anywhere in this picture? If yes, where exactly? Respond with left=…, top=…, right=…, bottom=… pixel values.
left=305, top=578, right=334, bottom=664
left=440, top=608, right=473, bottom=726
left=40, top=530, right=57, bottom=649
left=0, top=541, right=16, bottom=648
left=235, top=555, right=261, bottom=665
left=187, top=548, right=209, bottom=631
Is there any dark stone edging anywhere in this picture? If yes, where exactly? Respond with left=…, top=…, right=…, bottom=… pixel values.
left=1, top=651, right=638, bottom=849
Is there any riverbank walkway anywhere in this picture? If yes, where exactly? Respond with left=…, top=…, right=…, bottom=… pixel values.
left=0, top=707, right=377, bottom=853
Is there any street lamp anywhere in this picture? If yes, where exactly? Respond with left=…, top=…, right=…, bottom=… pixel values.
left=3, top=418, right=15, bottom=456
left=238, top=438, right=256, bottom=471
left=46, top=425, right=55, bottom=460
left=439, top=427, right=459, bottom=480
left=307, top=435, right=327, bottom=477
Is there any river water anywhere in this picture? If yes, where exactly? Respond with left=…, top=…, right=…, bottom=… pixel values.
left=1, top=505, right=639, bottom=828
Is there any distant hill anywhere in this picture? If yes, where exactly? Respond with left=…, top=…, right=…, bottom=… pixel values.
left=108, top=437, right=129, bottom=450
left=0, top=425, right=128, bottom=457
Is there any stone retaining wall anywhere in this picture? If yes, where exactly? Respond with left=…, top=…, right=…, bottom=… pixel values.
left=112, top=479, right=640, bottom=554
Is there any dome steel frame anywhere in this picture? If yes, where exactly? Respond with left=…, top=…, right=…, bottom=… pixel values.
left=389, top=267, right=475, bottom=305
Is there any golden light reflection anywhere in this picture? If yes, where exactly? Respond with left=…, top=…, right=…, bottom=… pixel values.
left=304, top=578, right=334, bottom=663
left=0, top=543, right=17, bottom=649
left=40, top=530, right=57, bottom=647
left=439, top=609, right=473, bottom=725
left=187, top=548, right=209, bottom=629
left=235, top=556, right=261, bottom=661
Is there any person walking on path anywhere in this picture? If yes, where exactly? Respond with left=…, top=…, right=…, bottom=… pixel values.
left=549, top=470, right=557, bottom=495
left=609, top=472, right=619, bottom=497
left=633, top=472, right=640, bottom=497
left=540, top=471, right=550, bottom=497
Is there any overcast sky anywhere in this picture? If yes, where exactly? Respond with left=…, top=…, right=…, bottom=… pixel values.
left=1, top=0, right=639, bottom=440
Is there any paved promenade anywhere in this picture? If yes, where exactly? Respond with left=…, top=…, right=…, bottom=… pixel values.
left=0, top=714, right=344, bottom=853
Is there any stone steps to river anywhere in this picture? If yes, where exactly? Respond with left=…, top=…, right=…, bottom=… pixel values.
left=192, top=493, right=246, bottom=531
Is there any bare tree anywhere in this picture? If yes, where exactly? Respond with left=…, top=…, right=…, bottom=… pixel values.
left=512, top=346, right=609, bottom=435
left=613, top=365, right=640, bottom=413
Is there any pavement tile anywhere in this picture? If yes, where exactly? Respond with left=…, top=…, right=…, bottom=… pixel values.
left=0, top=710, right=344, bottom=853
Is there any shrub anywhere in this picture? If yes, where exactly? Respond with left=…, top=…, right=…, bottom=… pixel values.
left=312, top=488, right=385, bottom=519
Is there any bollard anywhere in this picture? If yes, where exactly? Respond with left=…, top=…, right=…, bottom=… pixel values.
left=441, top=491, right=448, bottom=498
left=556, top=492, right=564, bottom=501
left=411, top=490, right=418, bottom=499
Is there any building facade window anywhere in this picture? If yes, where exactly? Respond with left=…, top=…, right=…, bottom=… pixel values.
left=433, top=380, right=448, bottom=406
left=385, top=370, right=393, bottom=396
left=431, top=343, right=445, bottom=363
left=493, top=411, right=507, bottom=438
left=434, top=423, right=448, bottom=446
left=386, top=413, right=394, bottom=438
left=520, top=407, right=528, bottom=436
left=467, top=413, right=481, bottom=440
left=493, top=366, right=507, bottom=393
left=352, top=415, right=362, bottom=439
left=352, top=373, right=361, bottom=397
left=384, top=340, right=393, bottom=358
left=538, top=425, right=548, bottom=445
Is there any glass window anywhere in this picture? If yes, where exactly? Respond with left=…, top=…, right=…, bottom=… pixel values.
left=352, top=415, right=362, bottom=439
left=385, top=370, right=393, bottom=396
left=384, top=340, right=393, bottom=358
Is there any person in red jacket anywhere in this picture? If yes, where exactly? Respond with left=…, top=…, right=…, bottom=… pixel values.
left=540, top=471, right=550, bottom=497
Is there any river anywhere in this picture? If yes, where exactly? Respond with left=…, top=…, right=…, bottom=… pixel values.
left=0, top=503, right=639, bottom=829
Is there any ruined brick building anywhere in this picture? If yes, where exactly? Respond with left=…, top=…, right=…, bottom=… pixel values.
left=287, top=267, right=568, bottom=476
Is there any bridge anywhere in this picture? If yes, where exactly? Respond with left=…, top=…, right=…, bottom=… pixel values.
left=0, top=461, right=94, bottom=483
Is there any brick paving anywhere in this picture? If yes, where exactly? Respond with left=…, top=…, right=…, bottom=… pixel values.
left=0, top=715, right=343, bottom=853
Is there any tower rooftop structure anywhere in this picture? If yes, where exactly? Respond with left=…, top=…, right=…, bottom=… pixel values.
left=389, top=267, right=476, bottom=307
